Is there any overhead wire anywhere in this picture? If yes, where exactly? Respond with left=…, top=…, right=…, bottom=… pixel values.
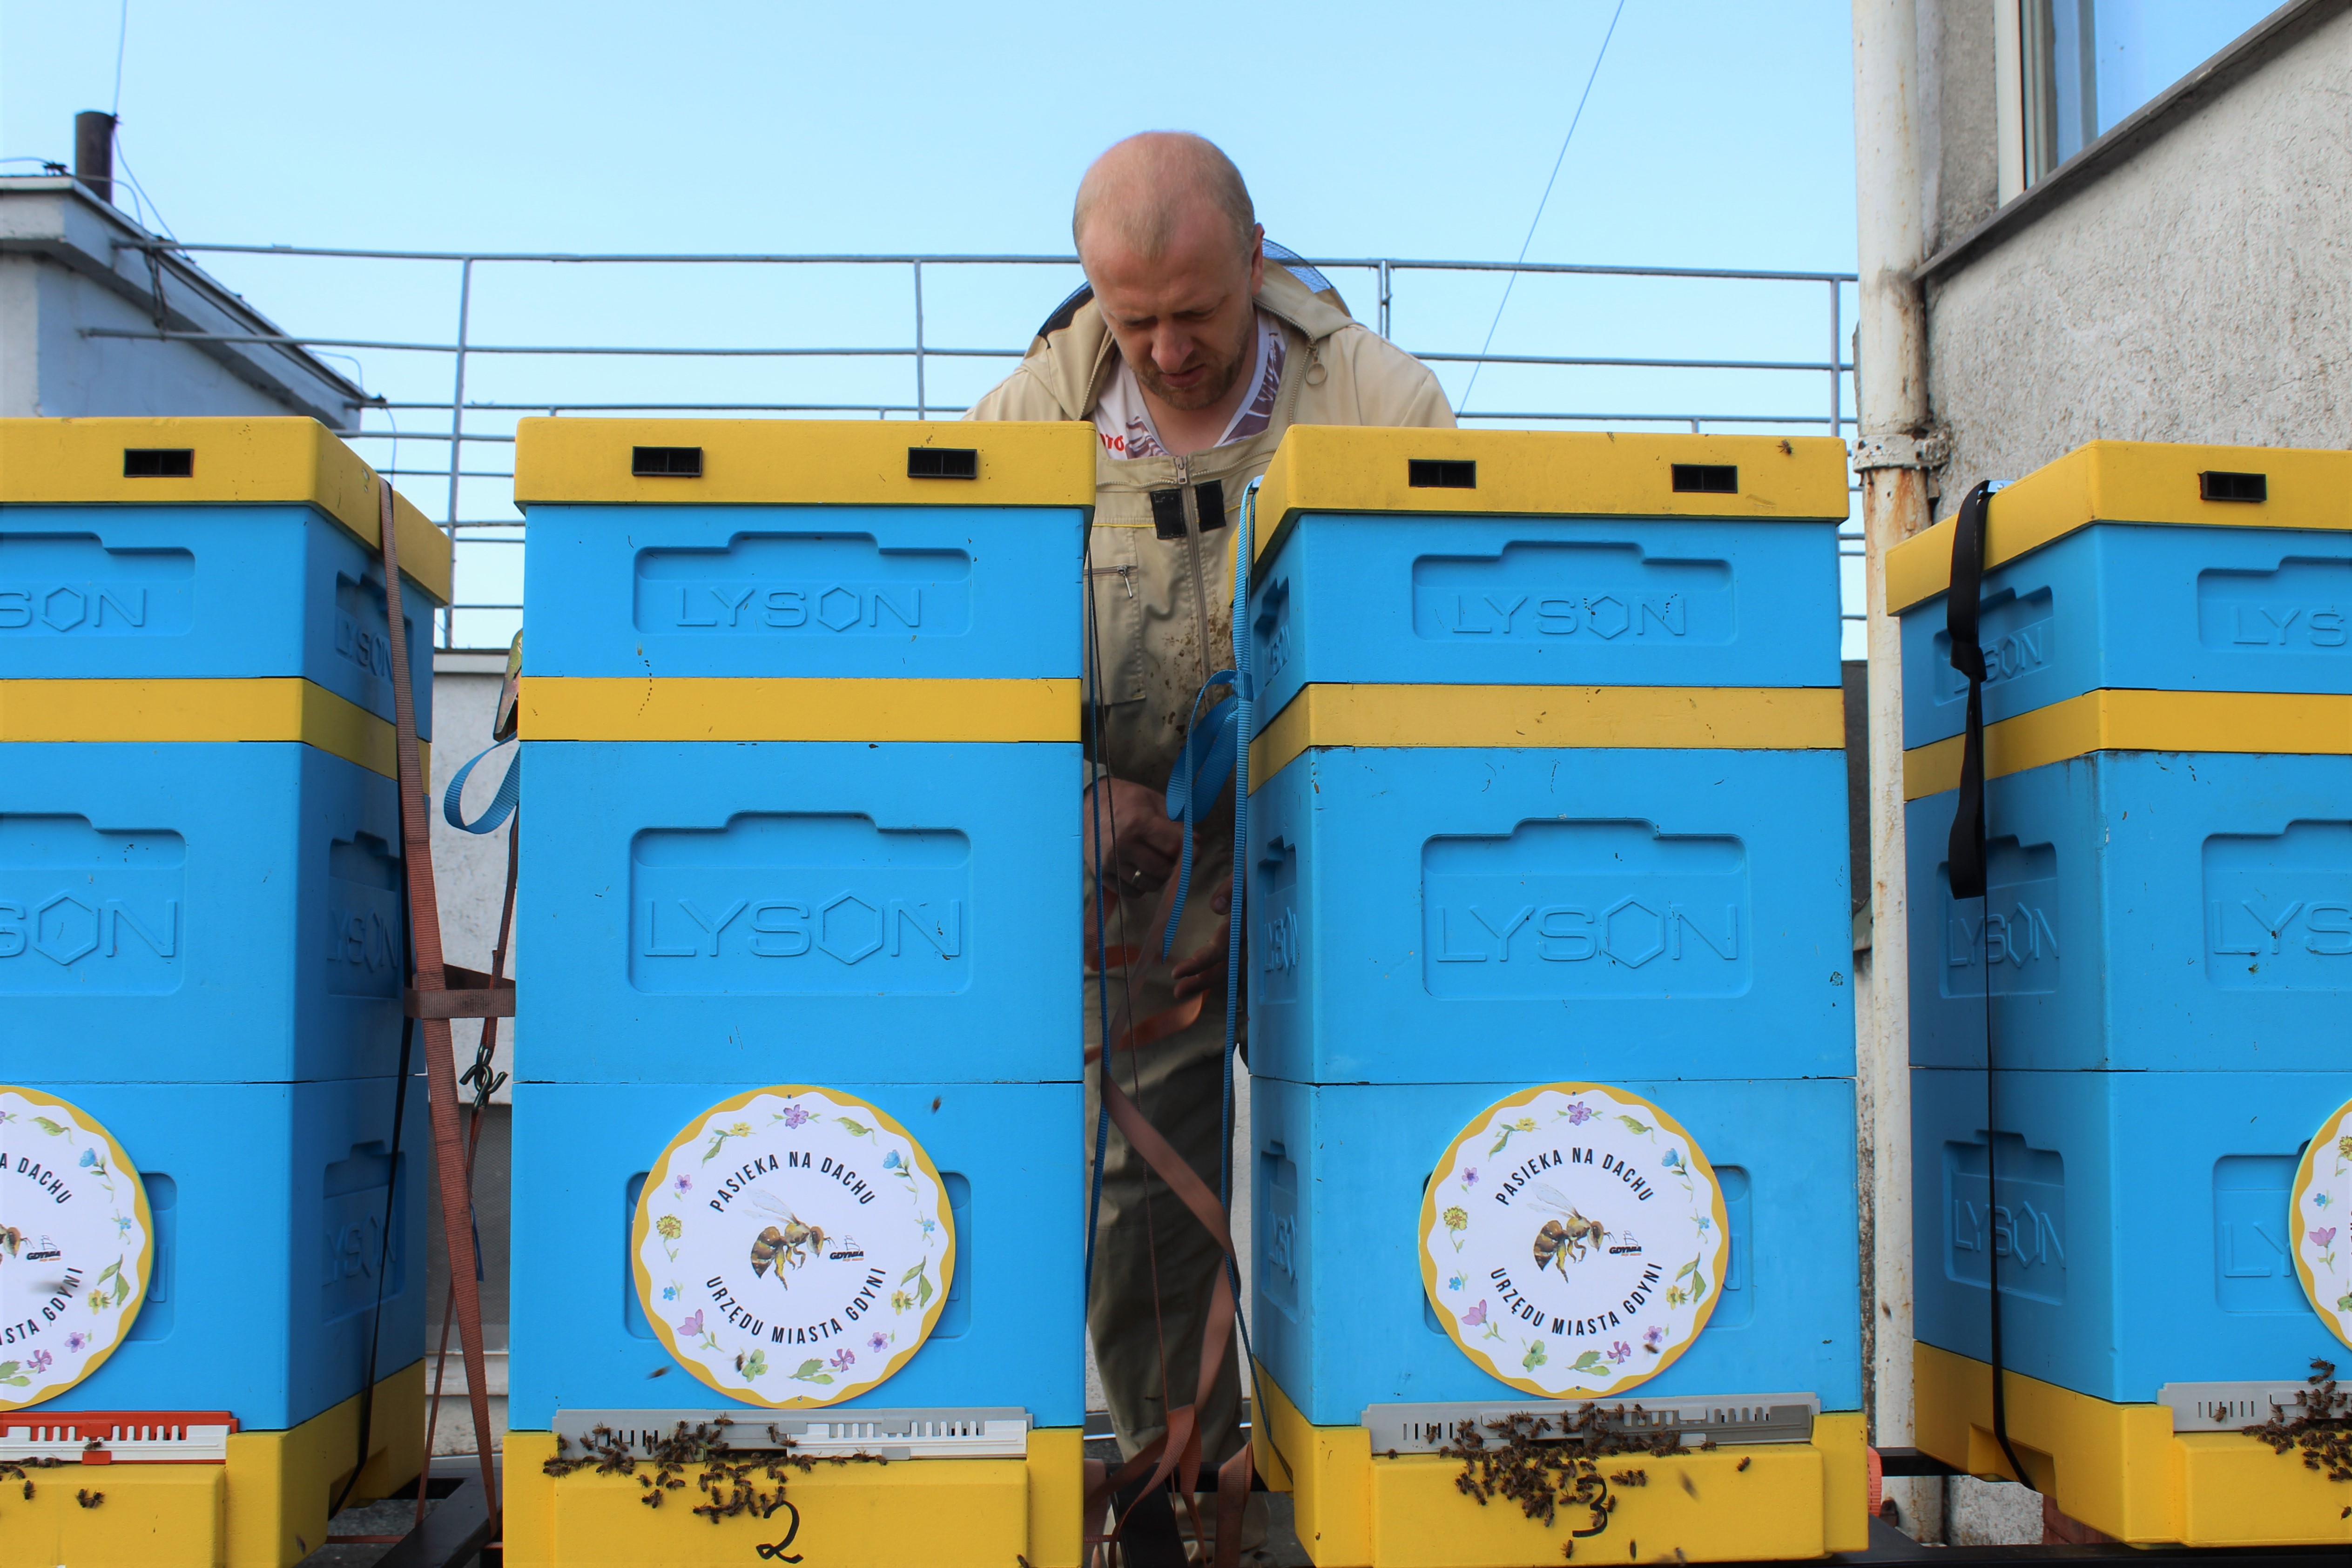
left=111, top=0, right=130, bottom=118
left=1455, top=0, right=1629, bottom=416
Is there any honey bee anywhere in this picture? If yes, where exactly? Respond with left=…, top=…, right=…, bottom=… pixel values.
left=1526, top=1182, right=1608, bottom=1275
left=745, top=1190, right=827, bottom=1289
left=0, top=1225, right=21, bottom=1259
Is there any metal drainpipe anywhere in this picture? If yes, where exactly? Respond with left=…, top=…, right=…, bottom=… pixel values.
left=1851, top=0, right=1934, bottom=1535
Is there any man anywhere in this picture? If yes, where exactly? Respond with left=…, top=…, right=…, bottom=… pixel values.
left=967, top=132, right=1451, bottom=1537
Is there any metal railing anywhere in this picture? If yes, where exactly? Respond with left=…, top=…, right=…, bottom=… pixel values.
left=96, top=243, right=1861, bottom=648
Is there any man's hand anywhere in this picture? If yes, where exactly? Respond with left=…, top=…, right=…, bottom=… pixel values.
left=1085, top=778, right=1185, bottom=898
left=1171, top=875, right=1233, bottom=1001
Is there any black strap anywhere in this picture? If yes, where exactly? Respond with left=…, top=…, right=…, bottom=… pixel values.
left=1945, top=479, right=2034, bottom=1491
left=1945, top=482, right=1990, bottom=902
left=331, top=863, right=418, bottom=1517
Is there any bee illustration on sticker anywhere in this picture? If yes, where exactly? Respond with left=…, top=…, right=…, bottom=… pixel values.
left=0, top=1225, right=21, bottom=1260
left=1526, top=1182, right=1608, bottom=1275
left=745, top=1189, right=828, bottom=1290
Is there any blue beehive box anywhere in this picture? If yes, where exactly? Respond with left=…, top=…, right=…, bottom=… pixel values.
left=514, top=740, right=1079, bottom=1085
left=515, top=418, right=1090, bottom=683
left=1250, top=1075, right=1860, bottom=1428
left=15, top=1074, right=425, bottom=1430
left=1911, top=1066, right=2345, bottom=1404
left=1905, top=750, right=2352, bottom=1073
left=505, top=1078, right=1083, bottom=1430
left=1889, top=442, right=2352, bottom=752
left=1250, top=745, right=1853, bottom=1086
left=0, top=417, right=451, bottom=736
left=1247, top=428, right=1852, bottom=722
left=1, top=742, right=411, bottom=1084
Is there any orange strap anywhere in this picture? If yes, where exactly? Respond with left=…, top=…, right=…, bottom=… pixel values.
left=378, top=485, right=501, bottom=1515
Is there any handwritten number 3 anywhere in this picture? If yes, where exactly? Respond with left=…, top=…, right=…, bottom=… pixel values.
left=754, top=1501, right=803, bottom=1561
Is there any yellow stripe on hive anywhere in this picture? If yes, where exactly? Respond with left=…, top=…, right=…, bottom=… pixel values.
left=1885, top=441, right=2352, bottom=613
left=1251, top=1364, right=1865, bottom=1565
left=510, top=417, right=1098, bottom=509
left=1901, top=688, right=2352, bottom=799
left=1247, top=683, right=1845, bottom=782
left=0, top=417, right=452, bottom=606
left=1912, top=1342, right=2352, bottom=1547
left=225, top=1359, right=425, bottom=1568
left=1252, top=428, right=1851, bottom=562
left=502, top=1428, right=1061, bottom=1568
left=0, top=678, right=413, bottom=780
left=519, top=676, right=1082, bottom=742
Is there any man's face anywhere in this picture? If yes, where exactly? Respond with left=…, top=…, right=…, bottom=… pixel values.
left=1084, top=203, right=1266, bottom=413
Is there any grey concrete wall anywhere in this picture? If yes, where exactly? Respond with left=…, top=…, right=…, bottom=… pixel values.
left=1921, top=0, right=2003, bottom=256
left=1924, top=7, right=2352, bottom=493
left=0, top=177, right=365, bottom=425
left=17, top=256, right=334, bottom=418
left=429, top=662, right=518, bottom=1101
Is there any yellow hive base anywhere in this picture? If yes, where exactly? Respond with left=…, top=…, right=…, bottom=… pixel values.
left=1251, top=1368, right=1867, bottom=1566
left=0, top=1359, right=425, bottom=1568
left=502, top=1426, right=1082, bottom=1568
left=1915, top=1342, right=2352, bottom=1547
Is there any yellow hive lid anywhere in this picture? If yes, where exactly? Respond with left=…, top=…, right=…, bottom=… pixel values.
left=1251, top=428, right=1851, bottom=561
left=1886, top=440, right=2352, bottom=614
left=0, top=417, right=452, bottom=606
left=511, top=418, right=1097, bottom=509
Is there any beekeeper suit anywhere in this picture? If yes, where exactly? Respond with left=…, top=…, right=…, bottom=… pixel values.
left=966, top=131, right=1452, bottom=1519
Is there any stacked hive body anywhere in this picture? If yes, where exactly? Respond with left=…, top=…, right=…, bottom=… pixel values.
left=1240, top=429, right=1865, bottom=1565
left=0, top=418, right=443, bottom=1568
left=1896, top=442, right=2352, bottom=1547
left=502, top=421, right=1091, bottom=1568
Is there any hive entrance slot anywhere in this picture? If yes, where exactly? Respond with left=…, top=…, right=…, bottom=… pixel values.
left=632, top=446, right=704, bottom=477
left=1671, top=464, right=1738, bottom=494
left=907, top=447, right=980, bottom=480
left=2199, top=470, right=2267, bottom=503
left=1408, top=458, right=1477, bottom=490
left=122, top=448, right=194, bottom=478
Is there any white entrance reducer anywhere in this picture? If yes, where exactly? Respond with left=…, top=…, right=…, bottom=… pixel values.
left=1421, top=1082, right=1728, bottom=1400
left=633, top=1085, right=953, bottom=1407
left=0, top=1086, right=151, bottom=1411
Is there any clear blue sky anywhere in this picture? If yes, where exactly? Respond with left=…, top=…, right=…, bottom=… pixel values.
left=3, top=0, right=1864, bottom=645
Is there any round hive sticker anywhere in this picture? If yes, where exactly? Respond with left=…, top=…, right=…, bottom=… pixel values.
left=2291, top=1096, right=2352, bottom=1347
left=1422, top=1083, right=1727, bottom=1400
left=0, top=1087, right=151, bottom=1412
left=634, top=1086, right=953, bottom=1408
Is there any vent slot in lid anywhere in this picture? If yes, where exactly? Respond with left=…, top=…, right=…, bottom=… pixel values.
left=632, top=446, right=704, bottom=478
left=2199, top=470, right=2267, bottom=503
left=1407, top=459, right=1476, bottom=490
left=908, top=447, right=980, bottom=480
left=1671, top=464, right=1739, bottom=494
left=122, top=448, right=195, bottom=478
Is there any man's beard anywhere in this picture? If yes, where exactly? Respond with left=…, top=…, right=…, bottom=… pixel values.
left=1132, top=320, right=1252, bottom=412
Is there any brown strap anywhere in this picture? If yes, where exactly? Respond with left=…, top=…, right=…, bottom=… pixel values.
left=416, top=822, right=518, bottom=1531
left=1082, top=1070, right=1251, bottom=1568
left=377, top=480, right=500, bottom=1514
left=403, top=973, right=515, bottom=1021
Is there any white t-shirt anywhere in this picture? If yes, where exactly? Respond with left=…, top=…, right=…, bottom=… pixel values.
left=1094, top=310, right=1287, bottom=461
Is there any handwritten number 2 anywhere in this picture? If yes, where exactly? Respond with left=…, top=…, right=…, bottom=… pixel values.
left=754, top=1500, right=804, bottom=1561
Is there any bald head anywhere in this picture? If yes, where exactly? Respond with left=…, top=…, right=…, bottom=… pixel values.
left=1072, top=132, right=1256, bottom=265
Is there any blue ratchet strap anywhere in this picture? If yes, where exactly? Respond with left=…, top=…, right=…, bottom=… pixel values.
left=442, top=742, right=521, bottom=835
left=1158, top=680, right=1238, bottom=959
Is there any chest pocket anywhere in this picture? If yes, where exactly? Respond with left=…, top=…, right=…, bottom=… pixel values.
left=1085, top=523, right=1147, bottom=705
